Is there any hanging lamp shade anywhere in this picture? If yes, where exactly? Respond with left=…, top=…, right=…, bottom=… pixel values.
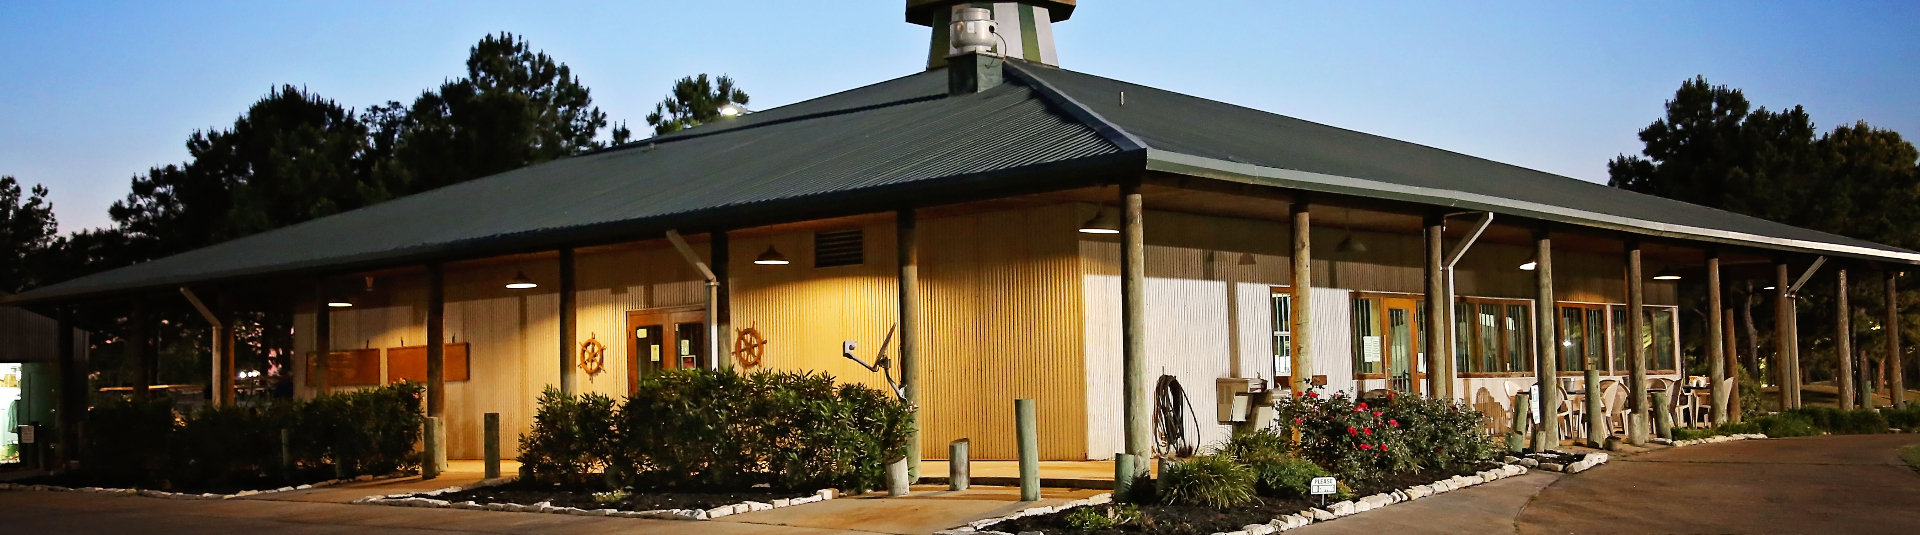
left=326, top=296, right=354, bottom=308
left=1335, top=234, right=1367, bottom=253
left=754, top=245, right=790, bottom=265
left=1519, top=255, right=1539, bottom=271
left=1237, top=252, right=1257, bottom=266
left=505, top=271, right=538, bottom=289
left=1652, top=266, right=1682, bottom=280
left=1078, top=207, right=1120, bottom=234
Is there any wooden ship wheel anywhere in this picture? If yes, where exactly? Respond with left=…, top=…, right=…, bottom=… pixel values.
left=579, top=334, right=607, bottom=377
left=733, top=327, right=767, bottom=368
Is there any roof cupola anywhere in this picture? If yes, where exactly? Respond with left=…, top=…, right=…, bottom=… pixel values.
left=908, top=1, right=1073, bottom=69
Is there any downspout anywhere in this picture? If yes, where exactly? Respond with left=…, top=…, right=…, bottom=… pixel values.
left=180, top=287, right=222, bottom=405
left=1442, top=212, right=1494, bottom=400
left=666, top=230, right=721, bottom=370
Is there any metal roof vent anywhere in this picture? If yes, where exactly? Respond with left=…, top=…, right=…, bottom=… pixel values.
left=950, top=8, right=998, bottom=55
left=946, top=7, right=1003, bottom=95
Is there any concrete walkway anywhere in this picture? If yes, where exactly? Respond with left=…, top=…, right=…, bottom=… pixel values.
left=1517, top=433, right=1920, bottom=535
left=1286, top=471, right=1560, bottom=534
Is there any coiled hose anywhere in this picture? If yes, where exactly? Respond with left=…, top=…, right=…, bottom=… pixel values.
left=1153, top=374, right=1202, bottom=457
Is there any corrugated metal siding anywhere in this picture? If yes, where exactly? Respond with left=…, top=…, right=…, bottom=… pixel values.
left=1310, top=288, right=1358, bottom=397
left=919, top=204, right=1087, bottom=461
left=730, top=222, right=903, bottom=396
left=0, top=307, right=60, bottom=363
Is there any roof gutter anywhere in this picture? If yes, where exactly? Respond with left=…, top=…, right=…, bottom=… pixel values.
left=1145, top=150, right=1920, bottom=265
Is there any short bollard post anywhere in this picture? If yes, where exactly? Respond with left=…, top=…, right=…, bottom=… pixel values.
left=1652, top=390, right=1674, bottom=440
left=1114, top=452, right=1134, bottom=499
left=1016, top=398, right=1039, bottom=502
left=1508, top=392, right=1533, bottom=453
left=1628, top=413, right=1648, bottom=446
left=887, top=458, right=911, bottom=496
left=280, top=428, right=292, bottom=480
left=949, top=439, right=970, bottom=491
left=483, top=413, right=501, bottom=479
left=1584, top=369, right=1605, bottom=448
left=423, top=416, right=442, bottom=480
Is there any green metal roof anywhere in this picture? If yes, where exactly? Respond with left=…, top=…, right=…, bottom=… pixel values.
left=9, top=60, right=1915, bottom=305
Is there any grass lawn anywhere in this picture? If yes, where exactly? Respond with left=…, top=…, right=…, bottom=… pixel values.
left=1900, top=444, right=1920, bottom=472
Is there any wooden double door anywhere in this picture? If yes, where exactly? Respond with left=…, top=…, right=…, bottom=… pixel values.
left=626, top=306, right=707, bottom=395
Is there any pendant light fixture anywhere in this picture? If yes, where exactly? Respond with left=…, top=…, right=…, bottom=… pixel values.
left=1335, top=209, right=1367, bottom=253
left=1652, top=266, right=1682, bottom=280
left=327, top=296, right=354, bottom=308
left=505, top=271, right=538, bottom=289
left=1078, top=204, right=1120, bottom=234
left=1519, top=255, right=1539, bottom=271
left=754, top=245, right=790, bottom=265
left=1237, top=252, right=1257, bottom=266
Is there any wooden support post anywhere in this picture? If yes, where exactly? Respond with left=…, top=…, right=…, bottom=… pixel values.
left=1585, top=367, right=1604, bottom=447
left=713, top=230, right=731, bottom=370
left=1290, top=200, right=1313, bottom=396
left=1889, top=271, right=1906, bottom=409
left=1775, top=263, right=1792, bottom=411
left=1532, top=228, right=1560, bottom=446
left=130, top=300, right=150, bottom=402
left=1725, top=307, right=1741, bottom=422
left=1120, top=182, right=1149, bottom=467
left=1858, top=303, right=1873, bottom=410
left=218, top=294, right=236, bottom=406
left=484, top=413, right=501, bottom=479
left=948, top=439, right=969, bottom=491
left=1626, top=239, right=1647, bottom=446
left=1838, top=269, right=1854, bottom=410
left=1789, top=297, right=1803, bottom=408
left=426, top=262, right=446, bottom=477
left=1708, top=253, right=1728, bottom=424
left=315, top=283, right=331, bottom=395
left=56, top=307, right=80, bottom=469
left=1016, top=398, right=1039, bottom=502
left=896, top=209, right=921, bottom=480
left=1423, top=213, right=1447, bottom=398
left=280, top=428, right=292, bottom=480
left=559, top=248, right=576, bottom=394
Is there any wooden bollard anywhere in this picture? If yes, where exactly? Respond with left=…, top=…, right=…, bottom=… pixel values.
left=1508, top=392, right=1533, bottom=453
left=1585, top=369, right=1605, bottom=448
left=1652, top=390, right=1674, bottom=440
left=1016, top=399, right=1039, bottom=502
left=483, top=413, right=501, bottom=479
left=280, top=428, right=292, bottom=480
left=949, top=439, right=970, bottom=491
left=1114, top=452, right=1134, bottom=499
left=423, top=416, right=442, bottom=480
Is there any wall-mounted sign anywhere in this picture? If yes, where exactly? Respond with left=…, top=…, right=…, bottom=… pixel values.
left=579, top=334, right=607, bottom=378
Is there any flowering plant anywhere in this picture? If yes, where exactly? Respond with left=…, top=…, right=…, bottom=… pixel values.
left=1272, top=388, right=1497, bottom=483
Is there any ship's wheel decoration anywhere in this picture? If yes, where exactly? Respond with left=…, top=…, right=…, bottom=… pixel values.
left=733, top=326, right=767, bottom=369
left=579, top=334, right=607, bottom=377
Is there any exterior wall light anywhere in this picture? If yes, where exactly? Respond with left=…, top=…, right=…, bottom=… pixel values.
left=754, top=245, right=790, bottom=265
left=506, top=271, right=538, bottom=289
left=717, top=103, right=749, bottom=117
left=327, top=297, right=353, bottom=308
left=1519, top=256, right=1538, bottom=271
left=1078, top=207, right=1120, bottom=234
left=1652, top=267, right=1682, bottom=280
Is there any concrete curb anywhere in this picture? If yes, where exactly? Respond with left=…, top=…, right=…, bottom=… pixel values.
left=0, top=473, right=406, bottom=501
left=941, top=463, right=1541, bottom=535
left=352, top=479, right=839, bottom=522
left=1654, top=433, right=1769, bottom=448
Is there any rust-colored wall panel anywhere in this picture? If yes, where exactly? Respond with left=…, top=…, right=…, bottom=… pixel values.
left=386, top=343, right=471, bottom=384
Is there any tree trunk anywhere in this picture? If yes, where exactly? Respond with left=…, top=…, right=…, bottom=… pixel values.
left=1740, top=283, right=1762, bottom=381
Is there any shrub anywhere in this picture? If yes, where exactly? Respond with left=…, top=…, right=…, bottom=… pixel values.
left=1064, top=503, right=1141, bottom=530
left=1737, top=367, right=1765, bottom=416
left=1884, top=406, right=1920, bottom=431
left=1274, top=389, right=1495, bottom=484
left=1375, top=391, right=1498, bottom=472
left=1752, top=413, right=1820, bottom=437
left=80, top=399, right=176, bottom=486
left=1784, top=407, right=1889, bottom=435
left=1158, top=454, right=1256, bottom=508
left=1249, top=454, right=1329, bottom=499
left=518, top=388, right=620, bottom=485
left=613, top=368, right=912, bottom=492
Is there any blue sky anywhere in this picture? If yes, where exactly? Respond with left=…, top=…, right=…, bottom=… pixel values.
left=3, top=1, right=1916, bottom=233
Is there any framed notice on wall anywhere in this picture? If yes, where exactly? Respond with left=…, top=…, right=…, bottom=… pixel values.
left=385, top=343, right=471, bottom=384
left=305, top=349, right=381, bottom=387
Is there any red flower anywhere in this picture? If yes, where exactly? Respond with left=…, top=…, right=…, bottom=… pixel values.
left=1372, top=411, right=1383, bottom=418
left=1389, top=419, right=1399, bottom=428
left=1364, top=428, right=1373, bottom=435
left=1306, top=392, right=1319, bottom=399
left=1347, top=426, right=1358, bottom=435
left=1294, top=418, right=1304, bottom=425
left=1357, top=402, right=1369, bottom=410
left=1360, top=443, right=1373, bottom=450
left=1386, top=391, right=1396, bottom=400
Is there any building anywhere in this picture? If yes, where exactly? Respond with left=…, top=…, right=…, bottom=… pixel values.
left=1, top=305, right=88, bottom=467
left=6, top=1, right=1911, bottom=466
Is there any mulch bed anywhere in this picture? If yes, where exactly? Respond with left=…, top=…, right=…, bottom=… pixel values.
left=425, top=480, right=817, bottom=512
left=992, top=464, right=1496, bottom=535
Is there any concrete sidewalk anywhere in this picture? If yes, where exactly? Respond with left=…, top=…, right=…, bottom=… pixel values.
left=722, top=485, right=1104, bottom=535
left=1284, top=471, right=1560, bottom=534
left=253, top=459, right=519, bottom=504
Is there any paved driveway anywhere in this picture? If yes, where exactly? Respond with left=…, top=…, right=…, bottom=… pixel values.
left=1518, top=434, right=1920, bottom=535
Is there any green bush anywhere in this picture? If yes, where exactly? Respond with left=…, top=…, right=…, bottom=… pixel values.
left=77, top=383, right=423, bottom=491
left=1064, top=503, right=1141, bottom=530
left=522, top=368, right=911, bottom=493
left=1273, top=389, right=1496, bottom=484
left=518, top=388, right=619, bottom=485
left=1882, top=406, right=1920, bottom=431
left=1737, top=367, right=1765, bottom=416
left=1158, top=454, right=1256, bottom=508
left=1250, top=454, right=1329, bottom=499
left=1752, top=413, right=1820, bottom=437
left=1784, top=407, right=1890, bottom=435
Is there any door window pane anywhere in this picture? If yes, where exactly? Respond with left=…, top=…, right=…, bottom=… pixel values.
left=1389, top=308, right=1413, bottom=390
left=675, top=322, right=705, bottom=370
left=1272, top=292, right=1292, bottom=378
left=1353, top=298, right=1382, bottom=375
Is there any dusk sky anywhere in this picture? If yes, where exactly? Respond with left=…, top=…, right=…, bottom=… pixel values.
left=4, top=1, right=1916, bottom=233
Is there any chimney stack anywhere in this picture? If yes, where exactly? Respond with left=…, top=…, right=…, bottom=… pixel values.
left=908, top=1, right=1074, bottom=70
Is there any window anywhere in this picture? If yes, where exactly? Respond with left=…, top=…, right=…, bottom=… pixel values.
left=1556, top=305, right=1605, bottom=372
left=813, top=229, right=864, bottom=267
left=1611, top=308, right=1629, bottom=374
left=1272, top=290, right=1292, bottom=378
left=1648, top=308, right=1677, bottom=371
left=1505, top=304, right=1534, bottom=372
left=1353, top=298, right=1382, bottom=376
left=1455, top=298, right=1533, bottom=375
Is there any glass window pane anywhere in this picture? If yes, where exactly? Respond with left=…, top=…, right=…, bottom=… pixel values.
left=1389, top=308, right=1413, bottom=382
left=1612, top=308, right=1629, bottom=374
left=1478, top=304, right=1498, bottom=374
left=1560, top=307, right=1584, bottom=372
left=1273, top=293, right=1291, bottom=378
left=1353, top=298, right=1380, bottom=375
left=1652, top=308, right=1676, bottom=370
left=1506, top=304, right=1532, bottom=372
left=1455, top=302, right=1471, bottom=373
left=1586, top=308, right=1606, bottom=372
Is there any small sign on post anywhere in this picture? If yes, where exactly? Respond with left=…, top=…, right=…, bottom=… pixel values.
left=1310, top=476, right=1337, bottom=506
left=16, top=425, right=33, bottom=444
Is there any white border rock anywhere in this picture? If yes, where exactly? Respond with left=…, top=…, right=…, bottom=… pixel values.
left=942, top=463, right=1554, bottom=534
left=0, top=473, right=402, bottom=500
left=1668, top=433, right=1768, bottom=448
left=351, top=479, right=838, bottom=522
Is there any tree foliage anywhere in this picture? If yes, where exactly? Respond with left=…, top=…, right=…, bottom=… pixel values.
left=0, top=176, right=59, bottom=294
left=645, top=74, right=750, bottom=135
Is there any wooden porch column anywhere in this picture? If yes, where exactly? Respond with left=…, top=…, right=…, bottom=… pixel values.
left=1625, top=239, right=1647, bottom=445
left=1859, top=303, right=1873, bottom=410
left=896, top=209, right=920, bottom=478
left=1290, top=199, right=1313, bottom=396
left=1120, top=181, right=1149, bottom=461
left=1889, top=271, right=1906, bottom=408
left=1531, top=227, right=1559, bottom=446
left=314, top=283, right=331, bottom=395
left=1724, top=307, right=1741, bottom=422
left=1837, top=269, right=1854, bottom=410
left=1774, top=263, right=1791, bottom=410
left=559, top=248, right=577, bottom=394
left=1423, top=213, right=1446, bottom=397
left=56, top=307, right=80, bottom=468
left=1707, top=253, right=1727, bottom=424
left=426, top=262, right=446, bottom=463
left=218, top=295, right=236, bottom=406
left=713, top=230, right=731, bottom=370
left=130, top=300, right=151, bottom=402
